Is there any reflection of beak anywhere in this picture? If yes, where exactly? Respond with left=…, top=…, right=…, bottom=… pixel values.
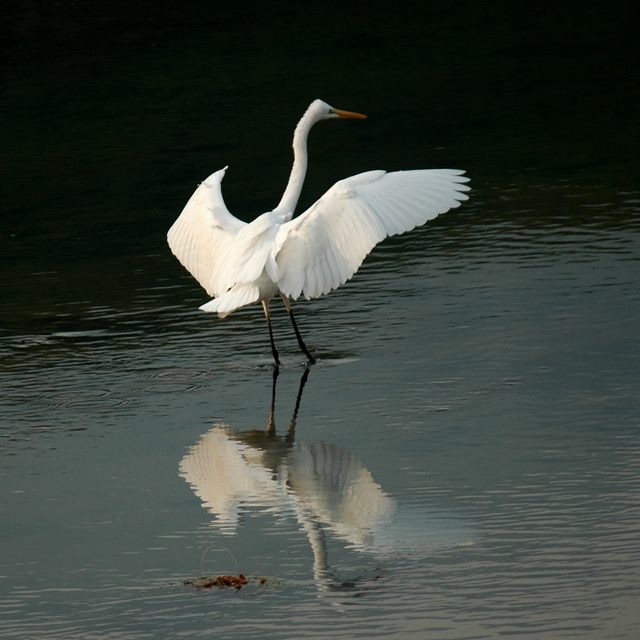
left=329, top=108, right=367, bottom=119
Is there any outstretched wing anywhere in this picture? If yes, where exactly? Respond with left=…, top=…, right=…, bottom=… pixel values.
left=167, top=167, right=246, bottom=297
left=275, top=169, right=470, bottom=299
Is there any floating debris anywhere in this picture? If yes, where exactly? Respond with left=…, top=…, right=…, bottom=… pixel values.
left=184, top=574, right=275, bottom=591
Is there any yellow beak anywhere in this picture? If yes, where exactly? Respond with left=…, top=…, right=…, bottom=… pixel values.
left=330, top=108, right=367, bottom=119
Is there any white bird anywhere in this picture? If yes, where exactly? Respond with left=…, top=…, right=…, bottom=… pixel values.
left=167, top=99, right=470, bottom=365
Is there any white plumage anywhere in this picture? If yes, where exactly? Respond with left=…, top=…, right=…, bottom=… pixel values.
left=168, top=99, right=470, bottom=364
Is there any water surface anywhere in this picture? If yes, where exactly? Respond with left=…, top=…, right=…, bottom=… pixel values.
left=2, top=2, right=640, bottom=639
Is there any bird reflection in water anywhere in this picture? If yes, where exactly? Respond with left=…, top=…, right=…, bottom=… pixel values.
left=179, top=368, right=395, bottom=595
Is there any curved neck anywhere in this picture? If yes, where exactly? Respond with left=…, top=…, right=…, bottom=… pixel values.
left=275, top=109, right=316, bottom=217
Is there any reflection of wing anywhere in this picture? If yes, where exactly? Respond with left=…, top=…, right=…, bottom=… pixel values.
left=180, top=425, right=474, bottom=556
left=178, top=425, right=287, bottom=534
left=288, top=443, right=474, bottom=555
left=179, top=426, right=396, bottom=548
left=288, top=442, right=396, bottom=549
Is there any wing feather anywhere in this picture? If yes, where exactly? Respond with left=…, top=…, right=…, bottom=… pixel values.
left=167, top=167, right=246, bottom=297
left=276, top=169, right=470, bottom=300
left=199, top=284, right=260, bottom=318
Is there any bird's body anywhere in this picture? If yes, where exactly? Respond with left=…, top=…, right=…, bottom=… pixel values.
left=168, top=99, right=470, bottom=365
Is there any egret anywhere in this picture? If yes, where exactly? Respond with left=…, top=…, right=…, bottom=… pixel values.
left=167, top=99, right=470, bottom=365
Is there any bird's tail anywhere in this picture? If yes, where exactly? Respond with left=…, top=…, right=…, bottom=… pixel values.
left=199, top=284, right=260, bottom=318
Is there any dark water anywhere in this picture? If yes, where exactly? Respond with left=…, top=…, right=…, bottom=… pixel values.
left=2, top=2, right=640, bottom=639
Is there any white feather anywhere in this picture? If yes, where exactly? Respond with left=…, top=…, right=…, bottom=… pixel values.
left=167, top=167, right=245, bottom=297
left=275, top=169, right=469, bottom=300
left=167, top=99, right=470, bottom=365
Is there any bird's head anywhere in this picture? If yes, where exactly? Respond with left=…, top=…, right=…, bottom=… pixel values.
left=309, top=99, right=367, bottom=122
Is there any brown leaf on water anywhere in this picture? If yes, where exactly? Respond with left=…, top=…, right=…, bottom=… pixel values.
left=184, top=573, right=277, bottom=591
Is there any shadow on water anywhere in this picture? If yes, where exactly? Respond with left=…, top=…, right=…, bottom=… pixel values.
left=179, top=367, right=473, bottom=601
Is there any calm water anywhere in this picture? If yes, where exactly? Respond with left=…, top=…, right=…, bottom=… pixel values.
left=2, top=3, right=640, bottom=639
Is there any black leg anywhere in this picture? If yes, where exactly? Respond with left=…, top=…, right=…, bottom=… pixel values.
left=286, top=367, right=310, bottom=444
left=262, top=300, right=281, bottom=366
left=280, top=294, right=316, bottom=365
left=266, top=365, right=279, bottom=435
